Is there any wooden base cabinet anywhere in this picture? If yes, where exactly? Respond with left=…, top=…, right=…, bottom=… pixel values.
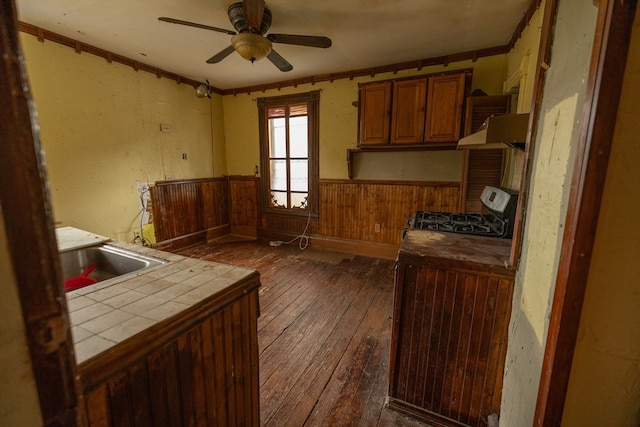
left=389, top=231, right=514, bottom=427
left=80, top=277, right=261, bottom=427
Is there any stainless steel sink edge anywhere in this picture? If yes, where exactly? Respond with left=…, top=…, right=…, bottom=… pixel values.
left=60, top=243, right=168, bottom=292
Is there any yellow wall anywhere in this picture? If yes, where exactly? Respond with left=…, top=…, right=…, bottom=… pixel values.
left=20, top=28, right=506, bottom=243
left=562, top=6, right=640, bottom=425
left=500, top=0, right=599, bottom=424
left=21, top=34, right=219, bottom=241
left=222, top=55, right=507, bottom=180
left=502, top=0, right=545, bottom=190
left=211, top=93, right=228, bottom=176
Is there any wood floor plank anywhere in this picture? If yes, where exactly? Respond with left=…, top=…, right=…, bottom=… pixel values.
left=264, top=273, right=380, bottom=426
left=259, top=265, right=370, bottom=421
left=178, top=240, right=428, bottom=427
left=258, top=266, right=337, bottom=354
left=336, top=272, right=395, bottom=426
left=305, top=264, right=393, bottom=426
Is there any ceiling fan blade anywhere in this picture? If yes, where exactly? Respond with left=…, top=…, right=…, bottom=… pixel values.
left=267, top=33, right=332, bottom=48
left=206, top=45, right=236, bottom=64
left=158, top=17, right=236, bottom=35
left=243, top=0, right=265, bottom=32
left=267, top=49, right=293, bottom=72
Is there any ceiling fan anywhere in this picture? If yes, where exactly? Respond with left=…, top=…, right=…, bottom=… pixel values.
left=158, top=0, right=332, bottom=72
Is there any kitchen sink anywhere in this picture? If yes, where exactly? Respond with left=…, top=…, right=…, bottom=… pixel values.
left=59, top=244, right=166, bottom=290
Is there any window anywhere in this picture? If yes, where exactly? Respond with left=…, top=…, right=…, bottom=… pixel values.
left=258, top=91, right=319, bottom=216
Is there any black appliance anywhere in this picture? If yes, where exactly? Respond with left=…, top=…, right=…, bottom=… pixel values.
left=405, top=186, right=518, bottom=239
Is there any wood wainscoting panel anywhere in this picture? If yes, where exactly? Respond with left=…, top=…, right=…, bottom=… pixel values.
left=81, top=288, right=261, bottom=427
left=154, top=177, right=460, bottom=253
left=152, top=177, right=234, bottom=250
left=319, top=180, right=460, bottom=245
left=228, top=176, right=260, bottom=238
left=152, top=178, right=228, bottom=245
left=202, top=179, right=230, bottom=235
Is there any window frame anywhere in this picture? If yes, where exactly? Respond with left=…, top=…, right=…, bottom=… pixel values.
left=257, top=90, right=320, bottom=218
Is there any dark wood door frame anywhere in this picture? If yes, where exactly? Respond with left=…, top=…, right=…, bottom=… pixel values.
left=534, top=0, right=637, bottom=425
left=2, top=0, right=636, bottom=424
left=0, top=0, right=84, bottom=425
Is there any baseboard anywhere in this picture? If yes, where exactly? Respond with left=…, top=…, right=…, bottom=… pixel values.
left=156, top=225, right=240, bottom=252
left=310, top=235, right=399, bottom=260
left=157, top=228, right=400, bottom=260
left=257, top=228, right=399, bottom=260
left=153, top=230, right=207, bottom=252
left=387, top=398, right=470, bottom=427
left=206, top=224, right=231, bottom=241
left=230, top=225, right=258, bottom=239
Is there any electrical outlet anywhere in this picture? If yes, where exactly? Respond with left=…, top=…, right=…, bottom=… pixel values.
left=374, top=223, right=381, bottom=233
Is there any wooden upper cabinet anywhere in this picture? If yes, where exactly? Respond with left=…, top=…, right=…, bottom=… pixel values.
left=391, top=78, right=427, bottom=144
left=424, top=73, right=466, bottom=143
left=358, top=81, right=391, bottom=146
left=357, top=70, right=469, bottom=147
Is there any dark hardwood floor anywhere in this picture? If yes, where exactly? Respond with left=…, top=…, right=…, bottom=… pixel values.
left=179, top=238, right=427, bottom=426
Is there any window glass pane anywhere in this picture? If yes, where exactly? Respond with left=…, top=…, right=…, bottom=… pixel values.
left=289, top=116, right=308, bottom=158
left=269, top=117, right=286, bottom=158
left=291, top=192, right=308, bottom=209
left=270, top=160, right=287, bottom=191
left=270, top=191, right=287, bottom=208
left=290, top=160, right=308, bottom=191
left=259, top=92, right=317, bottom=215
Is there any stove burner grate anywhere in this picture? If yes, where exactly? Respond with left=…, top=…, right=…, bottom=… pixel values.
left=410, top=210, right=511, bottom=238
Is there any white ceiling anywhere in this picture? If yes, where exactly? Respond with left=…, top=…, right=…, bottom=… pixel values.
left=16, top=0, right=531, bottom=91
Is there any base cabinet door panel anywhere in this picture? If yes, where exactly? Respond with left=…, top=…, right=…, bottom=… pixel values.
left=80, top=287, right=260, bottom=427
left=389, top=261, right=513, bottom=427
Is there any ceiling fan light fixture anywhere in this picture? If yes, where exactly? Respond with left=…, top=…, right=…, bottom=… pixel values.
left=196, top=83, right=211, bottom=98
left=231, top=33, right=272, bottom=63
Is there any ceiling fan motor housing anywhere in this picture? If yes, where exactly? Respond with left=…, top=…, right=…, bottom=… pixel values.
left=227, top=2, right=272, bottom=34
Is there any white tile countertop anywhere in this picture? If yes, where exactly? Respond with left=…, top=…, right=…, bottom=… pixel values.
left=56, top=226, right=111, bottom=252
left=64, top=240, right=258, bottom=364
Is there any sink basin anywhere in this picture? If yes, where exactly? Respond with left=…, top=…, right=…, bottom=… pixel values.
left=59, top=244, right=166, bottom=290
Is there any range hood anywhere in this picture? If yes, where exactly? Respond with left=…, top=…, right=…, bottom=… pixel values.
left=457, top=113, right=530, bottom=150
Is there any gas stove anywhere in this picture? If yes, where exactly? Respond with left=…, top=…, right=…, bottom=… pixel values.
left=406, top=186, right=518, bottom=239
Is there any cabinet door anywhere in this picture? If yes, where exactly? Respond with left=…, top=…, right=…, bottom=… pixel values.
left=424, top=73, right=466, bottom=143
left=391, top=78, right=427, bottom=144
left=358, top=81, right=391, bottom=146
left=389, top=261, right=514, bottom=426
